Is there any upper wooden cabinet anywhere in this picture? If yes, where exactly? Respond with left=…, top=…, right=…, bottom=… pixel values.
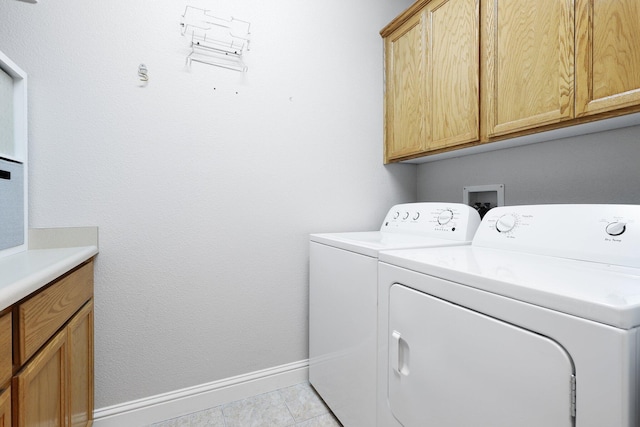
left=383, top=0, right=640, bottom=162
left=482, top=0, right=575, bottom=137
left=383, top=10, right=426, bottom=161
left=382, top=0, right=479, bottom=163
left=575, top=0, right=640, bottom=116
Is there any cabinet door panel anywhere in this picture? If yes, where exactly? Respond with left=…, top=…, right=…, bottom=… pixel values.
left=483, top=0, right=574, bottom=136
left=18, top=262, right=93, bottom=365
left=427, top=0, right=479, bottom=150
left=576, top=0, right=640, bottom=116
left=385, top=12, right=427, bottom=161
left=14, top=330, right=67, bottom=427
left=0, top=387, right=10, bottom=427
left=0, top=313, right=11, bottom=387
left=68, top=301, right=94, bottom=427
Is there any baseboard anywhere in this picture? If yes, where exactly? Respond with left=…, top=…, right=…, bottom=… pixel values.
left=93, top=359, right=309, bottom=427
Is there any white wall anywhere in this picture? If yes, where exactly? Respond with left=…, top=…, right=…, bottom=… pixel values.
left=0, top=0, right=416, bottom=409
left=417, top=125, right=640, bottom=205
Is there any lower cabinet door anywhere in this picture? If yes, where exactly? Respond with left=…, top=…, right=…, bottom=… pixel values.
left=14, top=330, right=67, bottom=427
left=0, top=386, right=11, bottom=427
left=67, top=301, right=94, bottom=427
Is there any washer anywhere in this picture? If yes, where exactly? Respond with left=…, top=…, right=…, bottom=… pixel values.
left=309, top=202, right=481, bottom=427
left=377, top=204, right=640, bottom=427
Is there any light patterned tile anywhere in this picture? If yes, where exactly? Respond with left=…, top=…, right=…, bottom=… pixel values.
left=279, top=383, right=330, bottom=423
left=189, top=406, right=226, bottom=427
left=175, top=416, right=192, bottom=427
left=295, top=413, right=343, bottom=427
left=151, top=416, right=189, bottom=427
left=223, top=390, right=295, bottom=427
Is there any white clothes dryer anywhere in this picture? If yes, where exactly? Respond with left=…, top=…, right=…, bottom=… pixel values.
left=309, top=203, right=481, bottom=427
left=377, top=204, right=640, bottom=427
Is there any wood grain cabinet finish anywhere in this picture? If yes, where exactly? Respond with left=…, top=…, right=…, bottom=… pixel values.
left=67, top=301, right=94, bottom=427
left=0, top=387, right=10, bottom=427
left=426, top=0, right=479, bottom=151
left=10, top=260, right=94, bottom=427
left=0, top=313, right=11, bottom=388
left=575, top=0, right=640, bottom=116
left=482, top=0, right=575, bottom=137
left=383, top=0, right=640, bottom=162
left=13, top=330, right=67, bottom=427
left=382, top=0, right=479, bottom=163
left=17, top=261, right=93, bottom=365
left=383, top=8, right=427, bottom=161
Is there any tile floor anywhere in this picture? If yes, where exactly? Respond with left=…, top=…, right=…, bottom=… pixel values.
left=149, top=382, right=343, bottom=427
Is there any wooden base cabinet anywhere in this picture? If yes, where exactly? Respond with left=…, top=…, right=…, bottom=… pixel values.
left=10, top=260, right=94, bottom=427
left=1, top=310, right=12, bottom=427
left=67, top=302, right=94, bottom=427
left=13, top=301, right=93, bottom=427
left=0, top=387, right=10, bottom=427
left=14, top=330, right=67, bottom=427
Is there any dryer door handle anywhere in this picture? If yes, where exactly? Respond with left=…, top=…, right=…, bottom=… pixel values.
left=391, top=330, right=410, bottom=376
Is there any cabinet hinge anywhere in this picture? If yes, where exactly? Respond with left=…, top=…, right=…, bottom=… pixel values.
left=570, top=374, right=576, bottom=418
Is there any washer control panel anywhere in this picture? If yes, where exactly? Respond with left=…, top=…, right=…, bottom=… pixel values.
left=380, top=203, right=481, bottom=242
left=473, top=204, right=640, bottom=268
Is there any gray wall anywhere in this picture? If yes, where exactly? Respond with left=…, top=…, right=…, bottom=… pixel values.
left=0, top=0, right=416, bottom=409
left=417, top=125, right=640, bottom=206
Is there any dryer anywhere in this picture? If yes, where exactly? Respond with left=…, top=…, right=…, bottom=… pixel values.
left=377, top=204, right=640, bottom=427
left=309, top=202, right=481, bottom=427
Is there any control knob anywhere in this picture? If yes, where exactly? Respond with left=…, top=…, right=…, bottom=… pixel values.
left=496, top=214, right=517, bottom=233
left=606, top=222, right=626, bottom=236
left=437, top=210, right=454, bottom=225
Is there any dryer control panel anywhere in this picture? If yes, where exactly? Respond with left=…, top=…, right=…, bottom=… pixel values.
left=380, top=203, right=481, bottom=242
left=473, top=204, right=640, bottom=268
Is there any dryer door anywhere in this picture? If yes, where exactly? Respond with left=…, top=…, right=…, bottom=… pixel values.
left=388, top=284, right=575, bottom=427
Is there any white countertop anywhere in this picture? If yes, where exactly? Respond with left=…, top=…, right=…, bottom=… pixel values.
left=0, top=227, right=98, bottom=311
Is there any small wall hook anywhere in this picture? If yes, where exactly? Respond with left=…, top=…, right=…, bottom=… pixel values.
left=138, top=64, right=149, bottom=82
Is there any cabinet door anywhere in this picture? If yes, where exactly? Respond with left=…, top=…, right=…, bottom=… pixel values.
left=0, top=387, right=10, bottom=427
left=14, top=330, right=67, bottom=427
left=0, top=313, right=11, bottom=388
left=575, top=0, right=640, bottom=116
left=67, top=301, right=93, bottom=427
left=426, top=0, right=479, bottom=151
left=384, top=10, right=427, bottom=162
left=18, top=261, right=93, bottom=365
left=483, top=0, right=574, bottom=137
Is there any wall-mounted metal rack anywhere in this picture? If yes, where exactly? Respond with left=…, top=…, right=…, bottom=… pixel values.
left=180, top=6, right=251, bottom=72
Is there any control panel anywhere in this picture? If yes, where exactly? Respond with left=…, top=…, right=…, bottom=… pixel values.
left=473, top=204, right=640, bottom=268
left=380, top=203, right=481, bottom=242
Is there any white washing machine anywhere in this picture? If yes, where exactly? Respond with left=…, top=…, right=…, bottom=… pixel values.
left=377, top=204, right=640, bottom=427
left=309, top=202, right=481, bottom=427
